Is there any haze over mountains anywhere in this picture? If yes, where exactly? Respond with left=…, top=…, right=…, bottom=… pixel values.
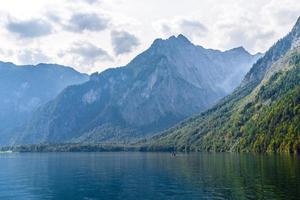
left=145, top=17, right=300, bottom=153
left=8, top=34, right=260, bottom=145
left=0, top=62, right=89, bottom=145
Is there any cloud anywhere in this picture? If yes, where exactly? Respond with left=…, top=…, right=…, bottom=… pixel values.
left=60, top=41, right=112, bottom=72
left=0, top=48, right=13, bottom=57
left=265, top=1, right=300, bottom=26
left=70, top=0, right=99, bottom=4
left=154, top=17, right=208, bottom=40
left=6, top=19, right=52, bottom=38
left=69, top=41, right=112, bottom=61
left=17, top=49, right=50, bottom=64
left=0, top=0, right=299, bottom=73
left=65, top=41, right=112, bottom=65
left=111, top=30, right=140, bottom=55
left=215, top=15, right=277, bottom=53
left=80, top=0, right=99, bottom=4
left=64, top=13, right=109, bottom=33
left=46, top=12, right=62, bottom=23
left=222, top=26, right=275, bottom=53
left=153, top=11, right=282, bottom=53
left=179, top=19, right=207, bottom=37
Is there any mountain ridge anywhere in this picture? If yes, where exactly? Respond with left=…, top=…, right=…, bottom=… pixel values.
left=12, top=34, right=261, bottom=145
left=0, top=62, right=89, bottom=145
left=143, top=17, right=300, bottom=153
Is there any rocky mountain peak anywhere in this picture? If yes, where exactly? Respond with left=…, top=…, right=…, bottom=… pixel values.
left=150, top=34, right=192, bottom=49
left=170, top=34, right=192, bottom=44
left=231, top=46, right=247, bottom=52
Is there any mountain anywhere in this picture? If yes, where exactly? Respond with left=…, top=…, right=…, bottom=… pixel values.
left=0, top=62, right=88, bottom=144
left=144, top=17, right=300, bottom=153
left=14, top=35, right=261, bottom=145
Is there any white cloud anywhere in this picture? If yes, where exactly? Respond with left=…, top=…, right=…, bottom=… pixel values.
left=6, top=18, right=52, bottom=38
left=72, top=0, right=100, bottom=5
left=64, top=13, right=110, bottom=33
left=111, top=30, right=140, bottom=55
left=60, top=41, right=113, bottom=72
left=17, top=49, right=50, bottom=65
left=0, top=0, right=299, bottom=73
left=68, top=41, right=112, bottom=61
left=153, top=17, right=208, bottom=42
left=153, top=0, right=300, bottom=54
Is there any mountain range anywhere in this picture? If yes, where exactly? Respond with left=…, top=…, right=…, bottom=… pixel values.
left=10, top=34, right=260, bottom=145
left=0, top=62, right=88, bottom=145
left=143, top=17, right=300, bottom=153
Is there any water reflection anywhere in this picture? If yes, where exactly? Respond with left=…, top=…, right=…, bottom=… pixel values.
left=160, top=153, right=300, bottom=199
left=0, top=153, right=299, bottom=199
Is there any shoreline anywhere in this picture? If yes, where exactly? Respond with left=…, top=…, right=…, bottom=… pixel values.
left=1, top=143, right=299, bottom=154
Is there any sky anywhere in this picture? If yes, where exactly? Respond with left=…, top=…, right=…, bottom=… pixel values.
left=0, top=0, right=299, bottom=73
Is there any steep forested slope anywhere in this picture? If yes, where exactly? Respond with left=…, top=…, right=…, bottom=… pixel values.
left=145, top=17, right=300, bottom=153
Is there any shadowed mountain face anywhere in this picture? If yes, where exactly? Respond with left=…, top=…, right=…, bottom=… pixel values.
left=145, top=17, right=300, bottom=153
left=0, top=63, right=89, bottom=144
left=14, top=35, right=261, bottom=145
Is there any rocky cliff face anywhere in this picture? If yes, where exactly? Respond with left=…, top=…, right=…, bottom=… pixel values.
left=15, top=35, right=260, bottom=145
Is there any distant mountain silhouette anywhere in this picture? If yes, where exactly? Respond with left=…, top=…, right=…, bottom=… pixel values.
left=0, top=62, right=88, bottom=144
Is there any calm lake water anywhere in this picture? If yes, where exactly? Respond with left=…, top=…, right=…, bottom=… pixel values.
left=0, top=152, right=299, bottom=200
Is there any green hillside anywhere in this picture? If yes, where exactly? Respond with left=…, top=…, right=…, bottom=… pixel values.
left=143, top=18, right=300, bottom=154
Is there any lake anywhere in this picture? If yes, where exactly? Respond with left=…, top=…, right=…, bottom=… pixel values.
left=0, top=152, right=299, bottom=200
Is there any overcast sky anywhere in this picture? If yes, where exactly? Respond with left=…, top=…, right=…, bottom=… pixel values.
left=0, top=0, right=299, bottom=73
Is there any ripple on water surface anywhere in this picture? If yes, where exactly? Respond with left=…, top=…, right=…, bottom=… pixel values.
left=0, top=152, right=299, bottom=200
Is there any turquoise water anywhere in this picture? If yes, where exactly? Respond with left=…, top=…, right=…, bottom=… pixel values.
left=0, top=152, right=299, bottom=200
